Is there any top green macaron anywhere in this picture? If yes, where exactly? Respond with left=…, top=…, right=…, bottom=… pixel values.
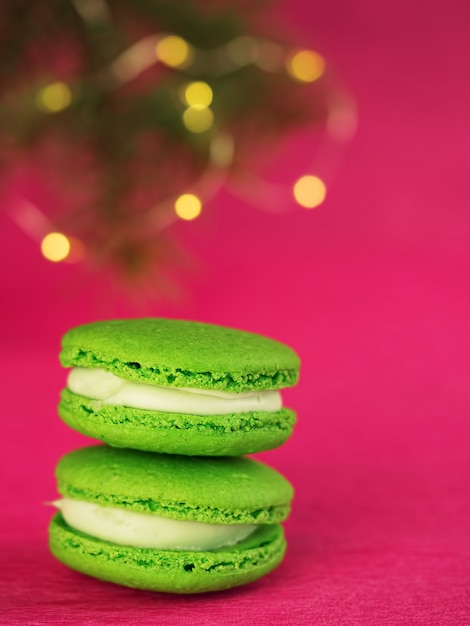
left=60, top=318, right=300, bottom=392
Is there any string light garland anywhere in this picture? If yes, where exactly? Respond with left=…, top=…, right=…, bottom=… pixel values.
left=0, top=1, right=356, bottom=281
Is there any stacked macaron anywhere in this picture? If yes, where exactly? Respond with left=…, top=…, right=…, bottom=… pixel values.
left=49, top=318, right=300, bottom=593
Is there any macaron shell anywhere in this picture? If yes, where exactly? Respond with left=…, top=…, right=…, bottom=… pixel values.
left=59, top=389, right=296, bottom=456
left=60, top=318, right=300, bottom=392
left=49, top=514, right=286, bottom=594
left=55, top=446, right=294, bottom=525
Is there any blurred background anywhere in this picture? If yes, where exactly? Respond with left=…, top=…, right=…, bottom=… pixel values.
left=1, top=0, right=469, bottom=623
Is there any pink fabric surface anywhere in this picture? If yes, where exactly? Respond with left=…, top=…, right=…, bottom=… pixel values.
left=1, top=1, right=470, bottom=624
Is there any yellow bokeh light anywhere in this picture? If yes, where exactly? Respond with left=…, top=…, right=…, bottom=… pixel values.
left=174, top=194, right=202, bottom=220
left=156, top=35, right=193, bottom=68
left=286, top=50, right=325, bottom=83
left=36, top=82, right=72, bottom=113
left=184, top=81, right=213, bottom=108
left=293, top=175, right=327, bottom=208
left=40, top=232, right=71, bottom=262
left=183, top=107, right=214, bottom=133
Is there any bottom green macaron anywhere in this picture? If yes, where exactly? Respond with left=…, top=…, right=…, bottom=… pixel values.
left=49, top=515, right=286, bottom=594
left=48, top=445, right=293, bottom=593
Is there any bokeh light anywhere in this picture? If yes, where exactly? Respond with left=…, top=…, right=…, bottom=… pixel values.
left=182, top=107, right=214, bottom=133
left=40, top=232, right=71, bottom=261
left=184, top=81, right=213, bottom=108
left=174, top=194, right=202, bottom=220
left=286, top=50, right=325, bottom=83
left=36, top=82, right=72, bottom=113
left=293, top=175, right=327, bottom=208
left=156, top=35, right=193, bottom=68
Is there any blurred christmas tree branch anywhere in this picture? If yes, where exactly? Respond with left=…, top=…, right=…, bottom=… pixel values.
left=0, top=0, right=354, bottom=286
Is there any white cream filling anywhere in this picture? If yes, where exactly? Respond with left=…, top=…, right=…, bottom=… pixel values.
left=67, top=367, right=282, bottom=415
left=54, top=498, right=257, bottom=551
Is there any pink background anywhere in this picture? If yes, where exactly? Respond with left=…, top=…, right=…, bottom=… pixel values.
left=1, top=0, right=470, bottom=623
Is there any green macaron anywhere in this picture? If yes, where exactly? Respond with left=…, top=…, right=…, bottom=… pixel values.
left=58, top=318, right=300, bottom=456
left=49, top=445, right=294, bottom=593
